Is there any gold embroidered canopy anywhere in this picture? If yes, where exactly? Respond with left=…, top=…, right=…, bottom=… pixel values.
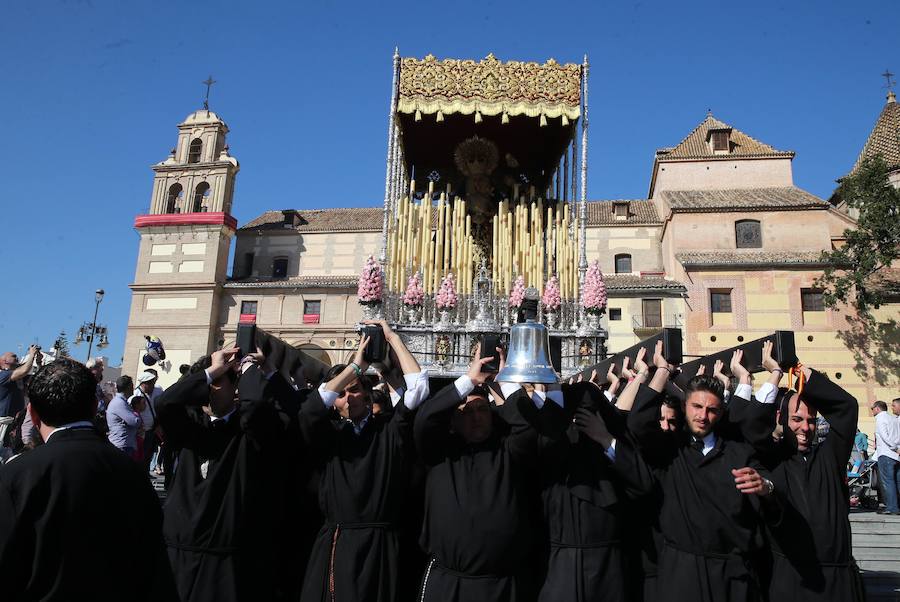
left=398, top=54, right=582, bottom=122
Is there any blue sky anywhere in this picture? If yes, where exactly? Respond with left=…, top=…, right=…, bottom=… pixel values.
left=0, top=0, right=896, bottom=365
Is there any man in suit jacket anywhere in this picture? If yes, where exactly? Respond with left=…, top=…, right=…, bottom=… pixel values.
left=0, top=358, right=174, bottom=602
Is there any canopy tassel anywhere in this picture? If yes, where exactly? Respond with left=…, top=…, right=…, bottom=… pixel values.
left=561, top=115, right=569, bottom=126
left=501, top=111, right=510, bottom=124
left=474, top=111, right=483, bottom=124
left=436, top=110, right=444, bottom=123
left=414, top=109, right=422, bottom=122
left=540, top=114, right=548, bottom=127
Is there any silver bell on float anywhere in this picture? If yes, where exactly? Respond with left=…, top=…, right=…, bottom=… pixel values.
left=497, top=288, right=559, bottom=384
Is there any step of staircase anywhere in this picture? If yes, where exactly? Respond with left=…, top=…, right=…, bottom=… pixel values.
left=851, top=511, right=900, bottom=602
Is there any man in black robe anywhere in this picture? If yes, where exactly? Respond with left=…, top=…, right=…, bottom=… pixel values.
left=156, top=346, right=298, bottom=602
left=744, top=360, right=866, bottom=601
left=414, top=346, right=540, bottom=602
left=0, top=358, right=175, bottom=601
left=515, top=378, right=654, bottom=602
left=299, top=320, right=428, bottom=602
left=622, top=349, right=779, bottom=602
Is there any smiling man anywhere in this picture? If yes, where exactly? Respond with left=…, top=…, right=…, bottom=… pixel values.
left=749, top=362, right=866, bottom=602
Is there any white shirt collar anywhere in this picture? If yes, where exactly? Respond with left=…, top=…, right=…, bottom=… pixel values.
left=692, top=432, right=717, bottom=456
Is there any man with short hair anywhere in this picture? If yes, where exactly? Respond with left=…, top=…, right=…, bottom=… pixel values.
left=893, top=398, right=900, bottom=424
left=107, top=375, right=143, bottom=457
left=299, top=320, right=429, bottom=602
left=747, top=359, right=867, bottom=600
left=872, top=400, right=900, bottom=515
left=0, top=358, right=173, bottom=601
left=0, top=346, right=38, bottom=418
left=414, top=346, right=539, bottom=601
left=158, top=344, right=303, bottom=602
left=623, top=352, right=777, bottom=602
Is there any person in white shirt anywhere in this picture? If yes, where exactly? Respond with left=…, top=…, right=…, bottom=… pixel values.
left=871, top=400, right=900, bottom=514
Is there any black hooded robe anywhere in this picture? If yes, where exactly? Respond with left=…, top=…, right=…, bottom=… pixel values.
left=414, top=383, right=539, bottom=602
left=298, top=388, right=414, bottom=602
left=623, top=383, right=778, bottom=602
left=515, top=382, right=653, bottom=602
left=156, top=366, right=296, bottom=602
left=762, top=370, right=866, bottom=601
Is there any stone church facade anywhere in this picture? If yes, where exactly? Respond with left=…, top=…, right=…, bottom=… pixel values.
left=122, top=93, right=899, bottom=433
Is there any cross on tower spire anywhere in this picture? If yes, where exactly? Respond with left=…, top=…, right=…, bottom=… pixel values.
left=202, top=75, right=217, bottom=111
left=882, top=69, right=896, bottom=92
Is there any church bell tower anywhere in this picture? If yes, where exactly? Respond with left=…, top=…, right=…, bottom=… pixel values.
left=121, top=105, right=240, bottom=386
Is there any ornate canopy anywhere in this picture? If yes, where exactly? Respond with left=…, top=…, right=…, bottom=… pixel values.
left=398, top=53, right=582, bottom=122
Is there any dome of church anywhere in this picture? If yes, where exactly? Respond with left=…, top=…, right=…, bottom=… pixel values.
left=181, top=109, right=225, bottom=126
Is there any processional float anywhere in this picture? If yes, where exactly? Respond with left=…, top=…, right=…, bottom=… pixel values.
left=355, top=51, right=608, bottom=378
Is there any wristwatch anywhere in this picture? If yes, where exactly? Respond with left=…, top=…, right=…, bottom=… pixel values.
left=762, top=478, right=775, bottom=496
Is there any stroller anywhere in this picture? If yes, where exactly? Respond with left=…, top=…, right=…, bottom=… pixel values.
left=848, top=459, right=880, bottom=509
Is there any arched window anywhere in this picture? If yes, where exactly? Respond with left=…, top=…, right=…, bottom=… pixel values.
left=614, top=253, right=632, bottom=274
left=735, top=219, right=762, bottom=248
left=188, top=138, right=203, bottom=164
left=192, top=182, right=211, bottom=212
left=165, top=183, right=183, bottom=214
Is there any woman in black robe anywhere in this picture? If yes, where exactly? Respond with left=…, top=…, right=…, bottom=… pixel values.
left=299, top=321, right=428, bottom=602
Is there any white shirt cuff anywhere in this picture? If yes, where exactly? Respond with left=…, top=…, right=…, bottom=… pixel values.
left=318, top=382, right=339, bottom=408
left=500, top=382, right=521, bottom=400
left=402, top=372, right=429, bottom=410
left=454, top=375, right=475, bottom=400
left=754, top=382, right=776, bottom=404
left=603, top=389, right=615, bottom=404
left=531, top=389, right=546, bottom=409
left=204, top=369, right=213, bottom=386
left=734, top=383, right=753, bottom=401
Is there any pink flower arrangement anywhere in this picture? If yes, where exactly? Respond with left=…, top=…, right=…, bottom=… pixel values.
left=357, top=255, right=383, bottom=305
left=402, top=272, right=425, bottom=308
left=508, top=275, right=526, bottom=309
left=541, top=275, right=561, bottom=311
left=435, top=273, right=458, bottom=310
left=583, top=260, right=608, bottom=314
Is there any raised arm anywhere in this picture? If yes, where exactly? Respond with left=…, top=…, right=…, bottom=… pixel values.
left=8, top=345, right=39, bottom=382
left=367, top=320, right=430, bottom=411
left=614, top=348, right=650, bottom=412
left=414, top=349, right=494, bottom=464
left=236, top=357, right=290, bottom=448
left=802, top=367, right=859, bottom=468
left=727, top=349, right=778, bottom=455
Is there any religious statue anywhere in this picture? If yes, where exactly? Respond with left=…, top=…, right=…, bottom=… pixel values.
left=454, top=136, right=499, bottom=226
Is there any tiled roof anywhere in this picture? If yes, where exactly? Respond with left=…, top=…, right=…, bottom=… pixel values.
left=586, top=200, right=661, bottom=225
left=851, top=94, right=900, bottom=173
left=676, top=251, right=826, bottom=267
left=240, top=208, right=383, bottom=232
left=658, top=113, right=794, bottom=160
left=603, top=274, right=686, bottom=292
left=662, top=187, right=827, bottom=212
left=225, top=275, right=358, bottom=289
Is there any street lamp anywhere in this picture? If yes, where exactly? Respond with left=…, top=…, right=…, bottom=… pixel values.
left=76, top=289, right=106, bottom=362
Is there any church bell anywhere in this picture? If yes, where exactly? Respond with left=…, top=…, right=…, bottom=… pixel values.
left=496, top=319, right=559, bottom=384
